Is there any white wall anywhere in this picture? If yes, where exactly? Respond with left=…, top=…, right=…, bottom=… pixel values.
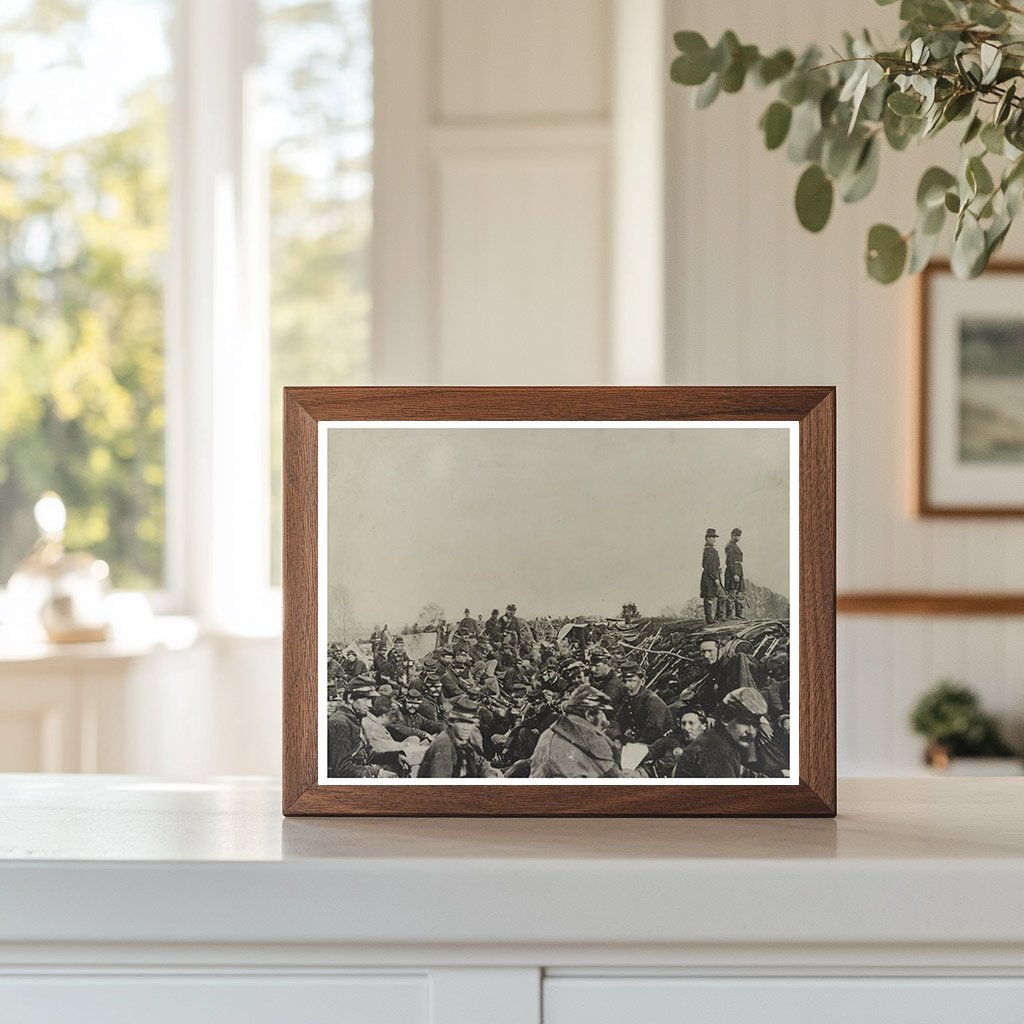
left=665, top=0, right=1024, bottom=771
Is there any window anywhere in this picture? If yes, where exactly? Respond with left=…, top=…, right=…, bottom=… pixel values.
left=0, top=0, right=172, bottom=589
left=261, top=0, right=373, bottom=582
left=0, top=0, right=374, bottom=619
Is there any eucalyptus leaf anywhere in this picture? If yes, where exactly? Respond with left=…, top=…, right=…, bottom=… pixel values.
left=921, top=200, right=946, bottom=235
left=944, top=190, right=961, bottom=213
left=951, top=212, right=986, bottom=278
left=917, top=166, right=957, bottom=210
left=980, top=42, right=1002, bottom=86
left=671, top=37, right=713, bottom=87
left=779, top=73, right=807, bottom=106
left=787, top=100, right=823, bottom=162
left=967, top=154, right=995, bottom=195
left=710, top=31, right=740, bottom=73
left=721, top=45, right=759, bottom=93
left=981, top=122, right=1006, bottom=155
left=760, top=102, right=793, bottom=150
left=884, top=106, right=922, bottom=150
left=962, top=115, right=983, bottom=145
left=795, top=164, right=834, bottom=232
left=694, top=73, right=721, bottom=110
left=842, top=137, right=880, bottom=203
left=822, top=128, right=864, bottom=178
left=943, top=92, right=974, bottom=122
left=866, top=223, right=908, bottom=283
left=996, top=82, right=1017, bottom=124
left=888, top=91, right=921, bottom=115
left=754, top=49, right=795, bottom=87
left=970, top=2, right=1009, bottom=30
left=908, top=221, right=943, bottom=273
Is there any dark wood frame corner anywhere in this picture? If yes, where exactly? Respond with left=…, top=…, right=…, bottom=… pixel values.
left=282, top=387, right=836, bottom=817
left=916, top=260, right=1024, bottom=519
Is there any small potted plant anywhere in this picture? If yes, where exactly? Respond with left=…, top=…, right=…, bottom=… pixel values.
left=910, top=680, right=1018, bottom=772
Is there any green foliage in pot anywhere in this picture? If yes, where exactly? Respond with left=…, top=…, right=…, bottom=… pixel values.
left=670, top=0, right=1024, bottom=283
left=909, top=680, right=1015, bottom=756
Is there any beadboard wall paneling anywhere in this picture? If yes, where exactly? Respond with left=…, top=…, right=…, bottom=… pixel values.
left=666, top=0, right=1024, bottom=774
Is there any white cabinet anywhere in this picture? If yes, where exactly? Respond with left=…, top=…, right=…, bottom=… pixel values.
left=0, top=975, right=428, bottom=1024
left=545, top=977, right=1024, bottom=1024
left=1, top=778, right=1023, bottom=1024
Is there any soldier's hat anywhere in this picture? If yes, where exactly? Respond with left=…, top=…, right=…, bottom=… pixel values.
left=731, top=527, right=742, bottom=537
left=566, top=660, right=586, bottom=674
left=406, top=687, right=423, bottom=700
left=705, top=528, right=719, bottom=538
left=620, top=659, right=643, bottom=676
left=393, top=635, right=405, bottom=645
left=448, top=696, right=480, bottom=723
left=510, top=682, right=530, bottom=698
left=344, top=675, right=379, bottom=700
left=719, top=687, right=768, bottom=722
left=565, top=684, right=615, bottom=714
left=590, top=647, right=610, bottom=662
left=506, top=603, right=517, bottom=612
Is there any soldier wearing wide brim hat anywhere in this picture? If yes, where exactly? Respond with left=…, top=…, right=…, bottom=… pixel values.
left=418, top=695, right=499, bottom=779
left=447, top=695, right=480, bottom=723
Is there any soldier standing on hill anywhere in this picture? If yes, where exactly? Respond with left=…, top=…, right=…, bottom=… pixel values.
left=700, top=528, right=725, bottom=624
left=724, top=527, right=745, bottom=619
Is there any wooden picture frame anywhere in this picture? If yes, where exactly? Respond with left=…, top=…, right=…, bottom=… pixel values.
left=283, top=387, right=836, bottom=817
left=917, top=261, right=1024, bottom=517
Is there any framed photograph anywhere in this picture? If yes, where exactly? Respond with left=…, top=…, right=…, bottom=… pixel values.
left=918, top=261, right=1024, bottom=516
left=282, top=387, right=835, bottom=817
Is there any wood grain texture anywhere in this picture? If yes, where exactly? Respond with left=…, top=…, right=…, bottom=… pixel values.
left=838, top=592, right=1024, bottom=616
left=282, top=387, right=836, bottom=817
left=916, top=261, right=1024, bottom=518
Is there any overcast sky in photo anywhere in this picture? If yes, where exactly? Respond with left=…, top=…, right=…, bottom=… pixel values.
left=326, top=425, right=792, bottom=634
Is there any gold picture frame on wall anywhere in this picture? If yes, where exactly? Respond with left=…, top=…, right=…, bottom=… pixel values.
left=917, top=261, right=1024, bottom=517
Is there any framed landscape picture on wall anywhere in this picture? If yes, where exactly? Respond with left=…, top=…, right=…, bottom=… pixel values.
left=282, top=387, right=836, bottom=817
left=918, top=262, right=1024, bottom=516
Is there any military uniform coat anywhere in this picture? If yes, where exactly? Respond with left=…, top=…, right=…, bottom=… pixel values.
left=326, top=706, right=378, bottom=778
left=725, top=539, right=745, bottom=592
left=700, top=542, right=724, bottom=599
left=530, top=713, right=625, bottom=778
left=673, top=720, right=766, bottom=779
left=418, top=727, right=497, bottom=778
left=616, top=687, right=675, bottom=744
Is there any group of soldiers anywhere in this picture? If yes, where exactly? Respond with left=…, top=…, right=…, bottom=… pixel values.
left=326, top=598, right=790, bottom=781
left=701, top=526, right=745, bottom=624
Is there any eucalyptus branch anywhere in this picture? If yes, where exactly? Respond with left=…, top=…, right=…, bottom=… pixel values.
left=670, top=0, right=1024, bottom=283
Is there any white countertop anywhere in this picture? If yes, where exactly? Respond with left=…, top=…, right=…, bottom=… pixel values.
left=1, top=776, right=1022, bottom=954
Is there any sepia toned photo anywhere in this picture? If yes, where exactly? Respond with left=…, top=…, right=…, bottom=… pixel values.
left=318, top=422, right=797, bottom=785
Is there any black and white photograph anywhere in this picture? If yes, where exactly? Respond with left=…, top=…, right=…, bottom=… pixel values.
left=318, top=422, right=797, bottom=785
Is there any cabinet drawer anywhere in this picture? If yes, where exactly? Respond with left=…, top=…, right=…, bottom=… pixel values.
left=0, top=974, right=427, bottom=1024
left=544, top=977, right=1024, bottom=1024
